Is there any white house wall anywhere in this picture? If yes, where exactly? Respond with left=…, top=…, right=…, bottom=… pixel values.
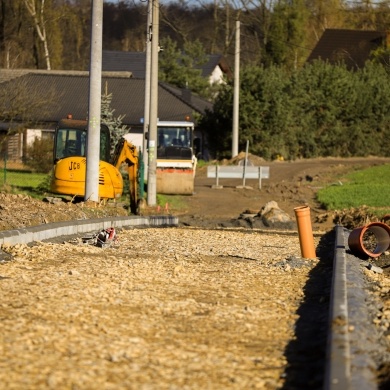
left=209, top=66, right=224, bottom=84
left=26, top=129, right=42, bottom=146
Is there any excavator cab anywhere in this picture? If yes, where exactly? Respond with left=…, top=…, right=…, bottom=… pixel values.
left=53, top=119, right=110, bottom=163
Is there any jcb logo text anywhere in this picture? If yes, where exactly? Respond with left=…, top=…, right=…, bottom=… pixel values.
left=69, top=161, right=81, bottom=170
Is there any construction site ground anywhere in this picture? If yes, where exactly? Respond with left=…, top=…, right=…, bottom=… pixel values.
left=0, top=156, right=389, bottom=232
left=177, top=156, right=390, bottom=232
left=1, top=157, right=390, bottom=389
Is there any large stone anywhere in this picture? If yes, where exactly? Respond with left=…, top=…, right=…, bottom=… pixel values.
left=259, top=201, right=295, bottom=229
left=260, top=201, right=280, bottom=217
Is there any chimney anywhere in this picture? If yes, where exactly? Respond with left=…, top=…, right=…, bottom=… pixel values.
left=181, top=88, right=192, bottom=104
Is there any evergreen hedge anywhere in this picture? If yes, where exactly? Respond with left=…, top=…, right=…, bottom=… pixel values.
left=201, top=61, right=390, bottom=160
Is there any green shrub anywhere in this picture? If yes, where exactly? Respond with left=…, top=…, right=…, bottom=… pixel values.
left=201, top=62, right=390, bottom=160
left=25, top=137, right=53, bottom=173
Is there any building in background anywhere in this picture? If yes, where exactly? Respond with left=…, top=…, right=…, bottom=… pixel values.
left=102, top=50, right=231, bottom=85
left=0, top=69, right=213, bottom=162
left=307, top=29, right=389, bottom=69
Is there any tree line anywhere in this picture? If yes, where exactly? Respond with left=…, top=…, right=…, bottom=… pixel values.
left=1, top=0, right=390, bottom=160
left=1, top=1, right=389, bottom=72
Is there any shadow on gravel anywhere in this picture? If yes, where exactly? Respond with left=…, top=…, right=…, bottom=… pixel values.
left=281, top=230, right=335, bottom=390
left=378, top=363, right=390, bottom=390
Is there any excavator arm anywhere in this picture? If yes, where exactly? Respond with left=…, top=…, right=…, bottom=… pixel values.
left=112, top=138, right=140, bottom=215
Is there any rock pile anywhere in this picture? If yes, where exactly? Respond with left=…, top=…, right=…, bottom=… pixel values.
left=231, top=201, right=296, bottom=230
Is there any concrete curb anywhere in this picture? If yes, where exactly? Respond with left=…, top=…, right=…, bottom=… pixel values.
left=324, top=225, right=350, bottom=390
left=324, top=225, right=377, bottom=390
left=0, top=215, right=179, bottom=245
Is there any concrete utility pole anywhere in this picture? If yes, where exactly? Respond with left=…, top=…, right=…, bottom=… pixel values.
left=147, top=0, right=159, bottom=206
left=85, top=0, right=103, bottom=203
left=143, top=0, right=152, bottom=181
left=232, top=20, right=240, bottom=158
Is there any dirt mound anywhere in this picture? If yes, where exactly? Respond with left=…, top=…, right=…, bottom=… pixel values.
left=215, top=151, right=266, bottom=166
left=0, top=193, right=128, bottom=231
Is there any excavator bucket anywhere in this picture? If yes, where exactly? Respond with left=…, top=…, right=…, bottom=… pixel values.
left=156, top=168, right=194, bottom=195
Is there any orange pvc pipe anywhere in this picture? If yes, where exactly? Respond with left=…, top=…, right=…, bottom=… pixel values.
left=348, top=222, right=390, bottom=259
left=294, top=206, right=316, bottom=259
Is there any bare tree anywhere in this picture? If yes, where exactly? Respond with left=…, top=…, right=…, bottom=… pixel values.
left=0, top=74, right=59, bottom=125
left=160, top=1, right=194, bottom=44
left=0, top=73, right=60, bottom=162
left=23, top=0, right=51, bottom=70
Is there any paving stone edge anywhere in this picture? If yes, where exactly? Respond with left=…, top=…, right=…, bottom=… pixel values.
left=0, top=215, right=179, bottom=245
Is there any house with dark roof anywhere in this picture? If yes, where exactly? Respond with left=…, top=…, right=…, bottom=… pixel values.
left=102, top=50, right=232, bottom=84
left=0, top=69, right=213, bottom=161
left=306, top=29, right=389, bottom=69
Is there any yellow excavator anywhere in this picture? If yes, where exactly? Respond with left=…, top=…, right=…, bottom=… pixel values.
left=50, top=118, right=140, bottom=214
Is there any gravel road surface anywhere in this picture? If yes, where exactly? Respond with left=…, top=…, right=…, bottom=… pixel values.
left=0, top=227, right=321, bottom=389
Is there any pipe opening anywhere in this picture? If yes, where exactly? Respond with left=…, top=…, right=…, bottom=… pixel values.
left=348, top=222, right=390, bottom=259
left=362, top=226, right=390, bottom=256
